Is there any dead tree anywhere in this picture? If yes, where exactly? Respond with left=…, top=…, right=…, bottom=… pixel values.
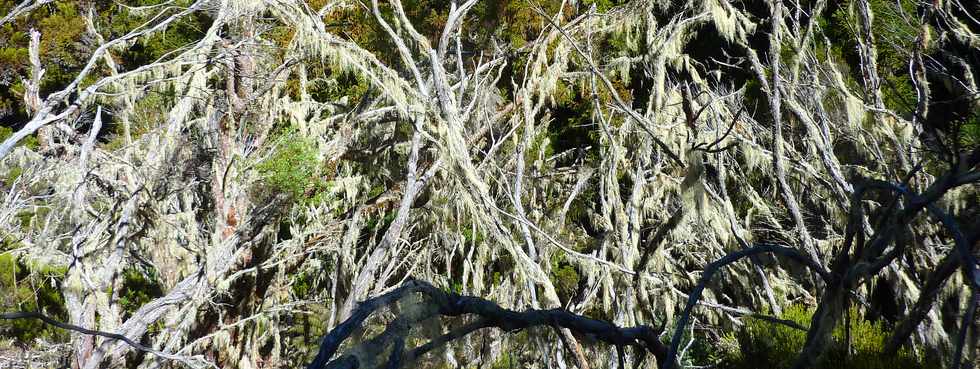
left=1, top=0, right=978, bottom=368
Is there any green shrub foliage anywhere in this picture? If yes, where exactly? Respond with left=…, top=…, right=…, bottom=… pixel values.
left=0, top=237, right=68, bottom=343
left=256, top=129, right=322, bottom=202
left=717, top=304, right=933, bottom=369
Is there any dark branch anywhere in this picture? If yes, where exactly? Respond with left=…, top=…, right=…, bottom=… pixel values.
left=308, top=279, right=673, bottom=369
left=0, top=311, right=188, bottom=362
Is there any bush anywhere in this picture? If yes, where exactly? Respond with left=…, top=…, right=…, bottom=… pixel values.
left=549, top=253, right=580, bottom=304
left=255, top=130, right=323, bottom=203
left=115, top=268, right=163, bottom=320
left=0, top=125, right=39, bottom=150
left=718, top=304, right=932, bottom=369
left=0, top=238, right=68, bottom=343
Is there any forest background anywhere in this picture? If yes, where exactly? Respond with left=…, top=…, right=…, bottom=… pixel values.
left=0, top=0, right=978, bottom=368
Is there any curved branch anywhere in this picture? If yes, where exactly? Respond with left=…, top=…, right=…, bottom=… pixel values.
left=664, top=243, right=830, bottom=369
left=308, top=279, right=673, bottom=369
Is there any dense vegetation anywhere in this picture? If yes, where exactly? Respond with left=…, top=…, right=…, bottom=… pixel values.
left=0, top=0, right=978, bottom=368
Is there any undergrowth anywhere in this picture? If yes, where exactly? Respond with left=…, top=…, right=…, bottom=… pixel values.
left=714, top=304, right=935, bottom=369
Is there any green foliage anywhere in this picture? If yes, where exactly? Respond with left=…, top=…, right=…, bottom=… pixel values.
left=290, top=271, right=317, bottom=297
left=721, top=304, right=812, bottom=368
left=0, top=0, right=209, bottom=124
left=35, top=3, right=88, bottom=88
left=0, top=23, right=28, bottom=121
left=15, top=205, right=50, bottom=230
left=285, top=267, right=330, bottom=366
left=549, top=253, right=580, bottom=303
left=256, top=129, right=323, bottom=203
left=362, top=212, right=397, bottom=242
left=957, top=112, right=980, bottom=148
left=461, top=227, right=485, bottom=246
left=525, top=124, right=555, bottom=168
left=115, top=269, right=163, bottom=319
left=489, top=250, right=515, bottom=288
left=825, top=0, right=920, bottom=113
left=490, top=352, right=516, bottom=369
left=102, top=88, right=177, bottom=151
left=581, top=0, right=626, bottom=13
left=547, top=82, right=602, bottom=167
left=308, top=69, right=370, bottom=104
left=740, top=77, right=768, bottom=121
left=0, top=1, right=89, bottom=107
left=3, top=165, right=23, bottom=184
left=717, top=304, right=931, bottom=369
left=551, top=265, right=579, bottom=302
left=488, top=330, right=535, bottom=369
left=0, top=239, right=68, bottom=343
left=0, top=125, right=39, bottom=150
left=101, top=1, right=208, bottom=68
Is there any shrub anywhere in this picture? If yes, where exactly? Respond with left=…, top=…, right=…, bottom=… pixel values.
left=0, top=239, right=68, bottom=343
left=0, top=125, right=39, bottom=150
left=115, top=268, right=163, bottom=320
left=718, top=304, right=932, bottom=369
left=255, top=130, right=322, bottom=203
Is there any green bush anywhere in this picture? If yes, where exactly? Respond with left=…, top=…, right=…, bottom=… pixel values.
left=958, top=113, right=980, bottom=148
left=15, top=204, right=51, bottom=230
left=0, top=125, right=39, bottom=150
left=115, top=269, right=163, bottom=319
left=3, top=165, right=23, bottom=185
left=256, top=130, right=322, bottom=203
left=718, top=304, right=931, bottom=369
left=549, top=253, right=580, bottom=304
left=0, top=241, right=68, bottom=343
